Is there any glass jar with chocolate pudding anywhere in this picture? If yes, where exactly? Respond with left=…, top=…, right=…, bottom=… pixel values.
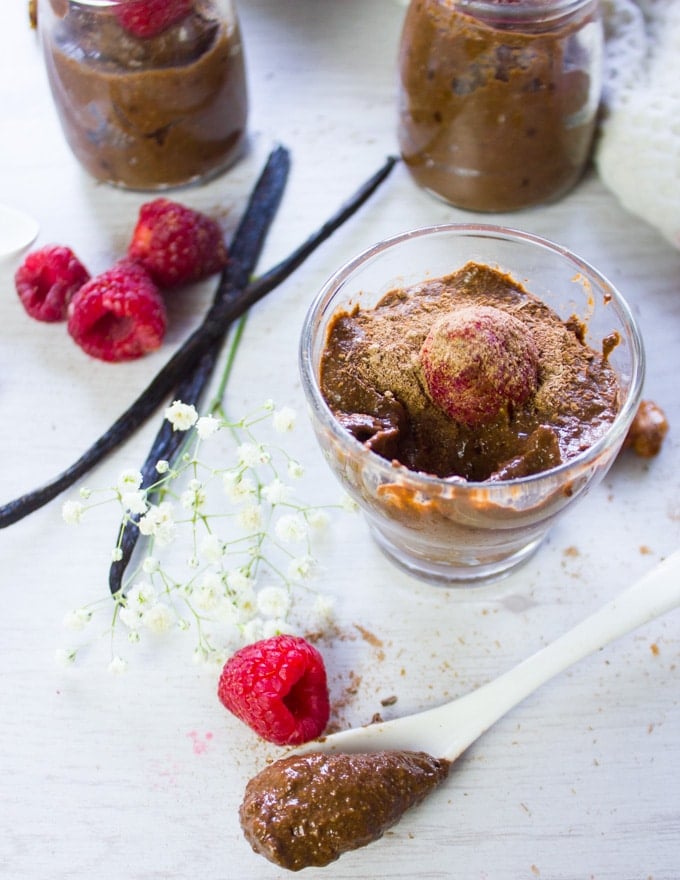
left=38, top=0, right=248, bottom=190
left=397, top=0, right=603, bottom=211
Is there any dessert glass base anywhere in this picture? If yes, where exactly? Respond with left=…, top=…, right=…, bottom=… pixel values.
left=367, top=516, right=545, bottom=586
left=300, top=224, right=644, bottom=587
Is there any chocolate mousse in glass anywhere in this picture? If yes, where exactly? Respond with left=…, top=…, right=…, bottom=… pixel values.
left=38, top=0, right=248, bottom=190
left=300, top=225, right=644, bottom=585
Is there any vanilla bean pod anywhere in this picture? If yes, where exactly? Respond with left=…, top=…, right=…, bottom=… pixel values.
left=108, top=146, right=294, bottom=593
left=0, top=154, right=397, bottom=530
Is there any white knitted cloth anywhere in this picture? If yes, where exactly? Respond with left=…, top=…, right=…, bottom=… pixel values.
left=596, top=0, right=680, bottom=248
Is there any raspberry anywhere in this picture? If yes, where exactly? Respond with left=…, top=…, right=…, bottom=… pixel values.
left=114, top=0, right=193, bottom=39
left=127, top=198, right=228, bottom=288
left=217, top=635, right=331, bottom=746
left=420, top=305, right=540, bottom=427
left=15, top=244, right=90, bottom=322
left=67, top=259, right=167, bottom=362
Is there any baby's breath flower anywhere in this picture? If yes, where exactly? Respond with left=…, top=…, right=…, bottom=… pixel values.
left=55, top=647, right=77, bottom=666
left=196, top=414, right=221, bottom=440
left=165, top=400, right=198, bottom=431
left=117, top=469, right=143, bottom=493
left=275, top=513, right=308, bottom=543
left=79, top=487, right=92, bottom=500
left=223, top=471, right=257, bottom=503
left=119, top=606, right=142, bottom=630
left=262, top=478, right=291, bottom=505
left=126, top=581, right=157, bottom=610
left=306, top=509, right=330, bottom=530
left=142, top=602, right=176, bottom=634
left=237, top=442, right=270, bottom=468
left=256, top=586, right=291, bottom=619
left=121, top=490, right=148, bottom=515
left=238, top=503, right=264, bottom=531
left=180, top=480, right=207, bottom=513
left=108, top=655, right=128, bottom=674
left=63, top=608, right=92, bottom=631
left=272, top=406, right=296, bottom=433
left=60, top=398, right=345, bottom=670
left=62, top=500, right=85, bottom=525
left=241, top=618, right=264, bottom=644
left=226, top=569, right=254, bottom=593
left=263, top=398, right=276, bottom=412
left=287, top=460, right=305, bottom=480
left=340, top=494, right=360, bottom=512
left=138, top=501, right=176, bottom=546
left=194, top=572, right=223, bottom=612
left=142, top=555, right=160, bottom=574
left=261, top=618, right=294, bottom=640
left=199, top=533, right=223, bottom=563
left=288, top=554, right=316, bottom=581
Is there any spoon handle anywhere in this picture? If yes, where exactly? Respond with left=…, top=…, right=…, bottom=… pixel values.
left=435, top=548, right=680, bottom=760
left=314, top=549, right=680, bottom=760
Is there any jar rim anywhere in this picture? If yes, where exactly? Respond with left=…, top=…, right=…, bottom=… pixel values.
left=453, top=0, right=598, bottom=25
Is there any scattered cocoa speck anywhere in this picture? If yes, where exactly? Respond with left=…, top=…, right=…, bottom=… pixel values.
left=564, top=545, right=580, bottom=558
left=650, top=643, right=660, bottom=656
left=531, top=865, right=541, bottom=877
left=370, top=713, right=384, bottom=725
left=353, top=623, right=383, bottom=649
left=639, top=545, right=653, bottom=555
left=326, top=670, right=364, bottom=733
left=380, top=694, right=398, bottom=707
left=648, top=723, right=655, bottom=734
left=304, top=621, right=349, bottom=644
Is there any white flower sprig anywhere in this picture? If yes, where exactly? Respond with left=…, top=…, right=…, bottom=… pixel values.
left=59, top=399, right=349, bottom=671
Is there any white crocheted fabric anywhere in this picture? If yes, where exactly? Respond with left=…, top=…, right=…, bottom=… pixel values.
left=596, top=0, right=680, bottom=248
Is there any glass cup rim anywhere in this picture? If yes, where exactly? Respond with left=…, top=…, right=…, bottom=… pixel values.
left=299, top=222, right=645, bottom=494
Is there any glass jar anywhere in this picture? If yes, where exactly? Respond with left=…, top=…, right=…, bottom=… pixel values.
left=397, top=0, right=603, bottom=212
left=38, top=0, right=248, bottom=190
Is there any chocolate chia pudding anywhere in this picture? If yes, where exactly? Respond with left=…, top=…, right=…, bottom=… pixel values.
left=397, top=0, right=603, bottom=211
left=320, top=262, right=621, bottom=482
left=40, top=0, right=248, bottom=189
left=240, top=750, right=450, bottom=870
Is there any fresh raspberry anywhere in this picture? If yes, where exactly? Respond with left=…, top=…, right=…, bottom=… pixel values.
left=114, top=0, right=193, bottom=39
left=127, top=198, right=228, bottom=288
left=15, top=244, right=90, bottom=322
left=420, top=305, right=540, bottom=427
left=217, top=635, right=331, bottom=746
left=67, top=259, right=167, bottom=362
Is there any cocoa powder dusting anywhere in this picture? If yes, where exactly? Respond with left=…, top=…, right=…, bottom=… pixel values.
left=320, top=262, right=620, bottom=481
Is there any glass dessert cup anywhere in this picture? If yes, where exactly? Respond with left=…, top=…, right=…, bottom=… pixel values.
left=299, top=225, right=644, bottom=586
left=38, top=0, right=248, bottom=191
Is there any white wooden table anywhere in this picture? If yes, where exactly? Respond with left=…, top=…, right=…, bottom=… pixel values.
left=1, top=2, right=678, bottom=878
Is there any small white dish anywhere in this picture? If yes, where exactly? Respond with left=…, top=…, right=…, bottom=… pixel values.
left=0, top=204, right=39, bottom=266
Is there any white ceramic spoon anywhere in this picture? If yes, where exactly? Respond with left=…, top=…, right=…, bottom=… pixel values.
left=301, top=549, right=680, bottom=762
